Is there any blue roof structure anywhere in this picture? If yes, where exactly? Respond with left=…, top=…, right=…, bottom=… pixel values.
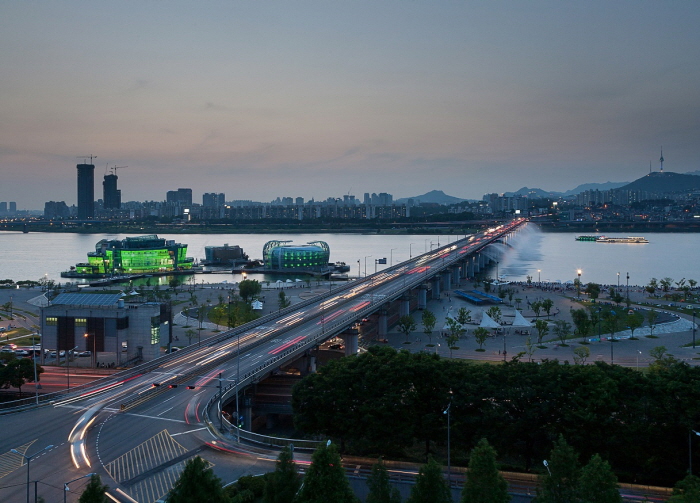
left=51, top=293, right=122, bottom=307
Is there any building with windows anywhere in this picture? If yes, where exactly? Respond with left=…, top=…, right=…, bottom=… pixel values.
left=63, top=234, right=193, bottom=277
left=41, top=293, right=167, bottom=365
left=262, top=240, right=330, bottom=271
left=77, top=163, right=95, bottom=219
left=103, top=173, right=121, bottom=209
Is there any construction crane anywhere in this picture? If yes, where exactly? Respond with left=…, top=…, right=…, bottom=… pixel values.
left=77, top=155, right=97, bottom=164
left=111, top=165, right=128, bottom=175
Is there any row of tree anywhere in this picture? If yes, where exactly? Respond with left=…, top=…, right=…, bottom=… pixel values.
left=292, top=345, right=700, bottom=486
left=0, top=353, right=42, bottom=395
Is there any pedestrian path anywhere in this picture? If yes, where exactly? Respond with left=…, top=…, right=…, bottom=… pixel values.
left=173, top=312, right=218, bottom=330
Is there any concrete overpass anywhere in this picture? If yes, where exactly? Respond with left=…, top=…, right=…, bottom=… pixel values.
left=0, top=219, right=526, bottom=502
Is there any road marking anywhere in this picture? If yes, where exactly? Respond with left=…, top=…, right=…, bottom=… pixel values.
left=104, top=430, right=210, bottom=503
left=170, top=427, right=207, bottom=436
left=115, top=412, right=188, bottom=424
left=0, top=439, right=36, bottom=479
left=157, top=406, right=176, bottom=416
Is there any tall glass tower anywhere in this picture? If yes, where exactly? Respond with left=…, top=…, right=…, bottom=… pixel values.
left=77, top=163, right=95, bottom=219
left=103, top=173, right=121, bottom=209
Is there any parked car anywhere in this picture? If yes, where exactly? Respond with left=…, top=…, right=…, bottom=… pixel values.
left=78, top=351, right=91, bottom=357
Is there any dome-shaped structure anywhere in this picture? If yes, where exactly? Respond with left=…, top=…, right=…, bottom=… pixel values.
left=263, top=240, right=330, bottom=271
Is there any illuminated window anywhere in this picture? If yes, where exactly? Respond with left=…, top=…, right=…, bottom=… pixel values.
left=46, top=317, right=57, bottom=326
left=75, top=318, right=87, bottom=326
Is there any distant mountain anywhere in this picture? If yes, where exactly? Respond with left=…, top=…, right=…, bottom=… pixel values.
left=503, top=187, right=561, bottom=198
left=562, top=181, right=628, bottom=196
left=620, top=171, right=700, bottom=193
left=395, top=190, right=466, bottom=205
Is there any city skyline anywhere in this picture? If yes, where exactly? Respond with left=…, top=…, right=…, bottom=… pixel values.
left=2, top=1, right=700, bottom=209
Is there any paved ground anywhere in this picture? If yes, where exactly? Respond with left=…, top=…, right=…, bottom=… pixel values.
left=1, top=278, right=698, bottom=369
left=382, top=279, right=700, bottom=368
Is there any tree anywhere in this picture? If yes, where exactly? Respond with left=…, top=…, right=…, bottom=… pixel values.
left=647, top=309, right=658, bottom=337
left=474, top=327, right=489, bottom=351
left=574, top=277, right=582, bottom=298
left=264, top=446, right=300, bottom=503
left=534, top=319, right=549, bottom=345
left=670, top=474, right=700, bottom=502
left=649, top=345, right=679, bottom=372
left=422, top=310, right=437, bottom=344
left=660, top=277, right=673, bottom=293
left=444, top=317, right=465, bottom=356
left=185, top=328, right=197, bottom=345
left=168, top=456, right=228, bottom=503
left=0, top=357, right=43, bottom=395
left=486, top=306, right=502, bottom=324
left=531, top=300, right=543, bottom=319
left=573, top=346, right=590, bottom=365
left=79, top=474, right=109, bottom=503
left=295, top=443, right=358, bottom=503
left=278, top=291, right=291, bottom=311
left=407, top=457, right=451, bottom=503
left=461, top=438, right=509, bottom=503
left=366, top=458, right=401, bottom=503
left=602, top=310, right=621, bottom=341
left=586, top=282, right=601, bottom=302
left=456, top=307, right=472, bottom=325
left=610, top=289, right=624, bottom=306
left=397, top=315, right=417, bottom=343
left=541, top=298, right=554, bottom=319
left=537, top=435, right=580, bottom=503
left=627, top=311, right=644, bottom=339
left=525, top=337, right=537, bottom=362
left=570, top=308, right=590, bottom=343
left=577, top=454, right=622, bottom=503
left=646, top=278, right=658, bottom=295
left=239, top=279, right=262, bottom=302
left=552, top=320, right=572, bottom=346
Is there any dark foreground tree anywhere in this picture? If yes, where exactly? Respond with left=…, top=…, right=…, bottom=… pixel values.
left=578, top=454, right=622, bottom=503
left=407, top=457, right=451, bottom=503
left=168, top=455, right=228, bottom=503
left=669, top=474, right=700, bottom=502
left=537, top=435, right=580, bottom=503
left=294, top=443, right=358, bottom=503
left=461, top=438, right=509, bottom=503
left=264, top=446, right=300, bottom=503
left=79, top=474, right=109, bottom=503
left=366, top=458, right=401, bottom=503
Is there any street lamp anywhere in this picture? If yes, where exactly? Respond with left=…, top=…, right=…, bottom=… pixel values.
left=637, top=350, right=642, bottom=370
left=538, top=269, right=541, bottom=283
left=390, top=248, right=396, bottom=267
left=364, top=255, right=372, bottom=277
left=84, top=333, right=96, bottom=368
left=443, top=389, right=453, bottom=485
left=617, top=272, right=620, bottom=289
left=64, top=473, right=95, bottom=503
left=235, top=332, right=241, bottom=442
left=690, top=429, right=700, bottom=475
left=11, top=444, right=53, bottom=503
left=409, top=243, right=414, bottom=259
left=66, top=345, right=78, bottom=391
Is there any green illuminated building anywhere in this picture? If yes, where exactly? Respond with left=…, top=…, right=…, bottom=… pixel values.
left=263, top=240, right=330, bottom=271
left=67, top=235, right=193, bottom=277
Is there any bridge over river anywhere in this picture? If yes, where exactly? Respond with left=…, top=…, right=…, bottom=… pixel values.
left=0, top=220, right=527, bottom=502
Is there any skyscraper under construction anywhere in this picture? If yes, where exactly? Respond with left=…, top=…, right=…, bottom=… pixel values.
left=77, top=163, right=95, bottom=219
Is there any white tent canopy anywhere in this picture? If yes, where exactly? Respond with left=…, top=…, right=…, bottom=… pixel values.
left=479, top=312, right=501, bottom=329
left=512, top=310, right=533, bottom=328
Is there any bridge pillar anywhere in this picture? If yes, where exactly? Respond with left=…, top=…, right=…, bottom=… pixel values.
left=242, top=395, right=253, bottom=432
left=461, top=260, right=468, bottom=279
left=452, top=266, right=460, bottom=286
left=417, top=285, right=428, bottom=309
left=467, top=256, right=476, bottom=277
left=442, top=271, right=452, bottom=292
left=399, top=294, right=411, bottom=317
left=338, top=328, right=359, bottom=356
left=308, top=355, right=316, bottom=373
left=378, top=309, right=388, bottom=338
left=431, top=276, right=441, bottom=299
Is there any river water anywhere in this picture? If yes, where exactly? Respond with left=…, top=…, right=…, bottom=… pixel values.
left=1, top=225, right=698, bottom=288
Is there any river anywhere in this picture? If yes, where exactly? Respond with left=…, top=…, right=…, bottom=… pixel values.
left=1, top=225, right=698, bottom=288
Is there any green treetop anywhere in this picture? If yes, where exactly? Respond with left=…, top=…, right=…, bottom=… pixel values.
left=461, top=438, right=509, bottom=503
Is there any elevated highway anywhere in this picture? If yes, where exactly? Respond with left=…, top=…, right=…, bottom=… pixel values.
left=0, top=219, right=526, bottom=502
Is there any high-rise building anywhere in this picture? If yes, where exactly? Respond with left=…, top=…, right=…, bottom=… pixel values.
left=202, top=193, right=225, bottom=207
left=77, top=163, right=95, bottom=219
left=9, top=202, right=16, bottom=213
left=103, top=174, right=121, bottom=209
left=0, top=202, right=7, bottom=213
left=166, top=188, right=192, bottom=206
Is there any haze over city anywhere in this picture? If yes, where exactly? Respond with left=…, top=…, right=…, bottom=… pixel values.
left=2, top=1, right=700, bottom=210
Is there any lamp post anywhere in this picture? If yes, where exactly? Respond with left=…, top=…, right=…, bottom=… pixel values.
left=64, top=473, right=95, bottom=503
left=443, top=389, right=453, bottom=485
left=11, top=444, right=53, bottom=503
left=617, top=272, right=620, bottom=289
left=364, top=255, right=372, bottom=277
left=66, top=345, right=78, bottom=391
left=84, top=333, right=96, bottom=368
left=390, top=248, right=396, bottom=267
left=235, top=331, right=241, bottom=442
left=538, top=269, right=541, bottom=284
left=637, top=350, right=642, bottom=370
left=690, top=429, right=700, bottom=474
left=626, top=272, right=630, bottom=304
left=693, top=311, right=697, bottom=349
left=409, top=243, right=414, bottom=259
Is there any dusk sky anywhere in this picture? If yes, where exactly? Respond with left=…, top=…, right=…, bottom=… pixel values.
left=2, top=1, right=700, bottom=210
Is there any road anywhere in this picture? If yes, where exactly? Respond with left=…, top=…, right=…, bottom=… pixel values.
left=0, top=220, right=527, bottom=502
